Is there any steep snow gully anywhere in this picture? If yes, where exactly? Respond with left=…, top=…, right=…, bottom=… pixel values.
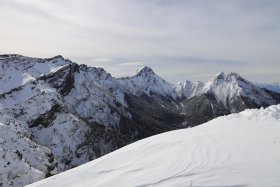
left=28, top=105, right=280, bottom=187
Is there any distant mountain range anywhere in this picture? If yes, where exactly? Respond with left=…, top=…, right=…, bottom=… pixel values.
left=0, top=54, right=279, bottom=186
left=255, top=82, right=280, bottom=93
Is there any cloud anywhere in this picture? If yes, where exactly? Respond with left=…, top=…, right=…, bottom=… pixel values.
left=117, top=61, right=146, bottom=67
left=0, top=0, right=279, bottom=83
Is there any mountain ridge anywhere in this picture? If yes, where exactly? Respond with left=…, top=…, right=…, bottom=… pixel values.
left=0, top=54, right=279, bottom=186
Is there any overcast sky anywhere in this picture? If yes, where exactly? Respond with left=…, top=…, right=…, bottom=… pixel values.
left=0, top=0, right=279, bottom=83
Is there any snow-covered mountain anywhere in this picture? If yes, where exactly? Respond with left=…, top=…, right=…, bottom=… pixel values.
left=27, top=105, right=280, bottom=187
left=0, top=106, right=57, bottom=187
left=0, top=55, right=186, bottom=186
left=0, top=54, right=280, bottom=186
left=0, top=55, right=70, bottom=95
left=181, top=72, right=280, bottom=126
left=203, top=72, right=279, bottom=112
left=174, top=80, right=204, bottom=100
left=118, top=66, right=176, bottom=98
left=0, top=54, right=133, bottom=186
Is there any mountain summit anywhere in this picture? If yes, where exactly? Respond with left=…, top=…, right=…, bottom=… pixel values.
left=203, top=71, right=279, bottom=112
left=118, top=66, right=175, bottom=97
left=136, top=66, right=155, bottom=76
left=175, top=71, right=280, bottom=125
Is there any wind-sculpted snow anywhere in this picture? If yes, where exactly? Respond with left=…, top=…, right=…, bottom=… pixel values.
left=229, top=104, right=280, bottom=122
left=27, top=105, right=280, bottom=187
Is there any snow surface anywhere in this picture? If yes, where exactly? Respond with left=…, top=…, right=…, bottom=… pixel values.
left=27, top=104, right=280, bottom=187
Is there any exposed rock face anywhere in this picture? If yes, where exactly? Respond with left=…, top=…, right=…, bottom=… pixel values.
left=44, top=63, right=79, bottom=96
left=0, top=55, right=279, bottom=186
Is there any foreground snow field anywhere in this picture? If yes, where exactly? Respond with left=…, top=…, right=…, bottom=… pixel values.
left=27, top=105, right=280, bottom=187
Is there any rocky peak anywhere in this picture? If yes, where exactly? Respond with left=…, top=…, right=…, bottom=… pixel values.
left=202, top=71, right=280, bottom=112
left=211, top=71, right=245, bottom=84
left=118, top=66, right=175, bottom=97
left=136, top=66, right=155, bottom=77
left=203, top=71, right=249, bottom=94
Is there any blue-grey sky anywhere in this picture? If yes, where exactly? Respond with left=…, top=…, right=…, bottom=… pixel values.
left=0, top=0, right=279, bottom=83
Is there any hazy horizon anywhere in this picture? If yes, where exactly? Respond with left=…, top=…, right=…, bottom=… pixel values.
left=1, top=0, right=279, bottom=83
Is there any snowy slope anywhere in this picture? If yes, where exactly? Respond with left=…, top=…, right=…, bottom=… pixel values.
left=0, top=56, right=93, bottom=173
left=0, top=55, right=134, bottom=186
left=0, top=54, right=69, bottom=95
left=64, top=65, right=130, bottom=128
left=174, top=80, right=204, bottom=99
left=118, top=66, right=176, bottom=97
left=27, top=105, right=280, bottom=187
left=0, top=105, right=57, bottom=187
left=202, top=72, right=279, bottom=112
